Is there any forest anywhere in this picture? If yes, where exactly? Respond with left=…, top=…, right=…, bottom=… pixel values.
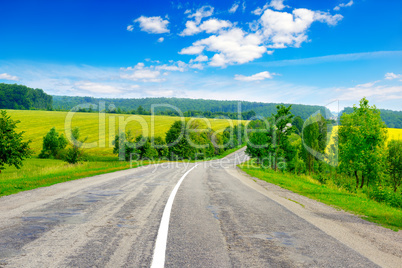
left=0, top=83, right=52, bottom=110
left=52, top=95, right=331, bottom=120
left=0, top=83, right=401, bottom=128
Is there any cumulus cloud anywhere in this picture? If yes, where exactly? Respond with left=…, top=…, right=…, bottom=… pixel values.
left=0, top=73, right=20, bottom=81
left=179, top=45, right=205, bottom=55
left=74, top=81, right=122, bottom=94
left=179, top=5, right=343, bottom=67
left=334, top=1, right=354, bottom=11
left=259, top=8, right=343, bottom=48
left=180, top=18, right=232, bottom=36
left=229, top=2, right=239, bottom=13
left=253, top=0, right=288, bottom=15
left=181, top=28, right=266, bottom=67
left=385, top=72, right=402, bottom=80
left=187, top=5, right=214, bottom=24
left=268, top=0, right=288, bottom=11
left=157, top=37, right=164, bottom=42
left=127, top=25, right=134, bottom=32
left=135, top=16, right=169, bottom=34
left=235, top=71, right=275, bottom=81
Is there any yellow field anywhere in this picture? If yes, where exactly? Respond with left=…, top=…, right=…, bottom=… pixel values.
left=326, top=126, right=402, bottom=153
left=6, top=110, right=245, bottom=157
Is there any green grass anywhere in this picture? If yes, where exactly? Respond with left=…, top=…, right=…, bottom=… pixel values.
left=0, top=157, right=152, bottom=197
left=239, top=160, right=402, bottom=230
left=6, top=109, right=246, bottom=157
left=0, top=146, right=246, bottom=197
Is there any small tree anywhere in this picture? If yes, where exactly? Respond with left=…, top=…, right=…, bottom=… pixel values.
left=64, top=127, right=86, bottom=164
left=0, top=110, right=32, bottom=172
left=338, top=98, right=387, bottom=188
left=39, top=127, right=68, bottom=158
left=388, top=140, right=402, bottom=192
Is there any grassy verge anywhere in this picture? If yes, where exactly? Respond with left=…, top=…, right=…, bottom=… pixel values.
left=0, top=146, right=245, bottom=198
left=239, top=160, right=402, bottom=231
left=0, top=157, right=151, bottom=197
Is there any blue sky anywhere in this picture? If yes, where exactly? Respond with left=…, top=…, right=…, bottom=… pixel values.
left=0, top=0, right=401, bottom=111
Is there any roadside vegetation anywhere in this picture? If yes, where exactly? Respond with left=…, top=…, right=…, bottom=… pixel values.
left=0, top=109, right=246, bottom=196
left=241, top=97, right=402, bottom=230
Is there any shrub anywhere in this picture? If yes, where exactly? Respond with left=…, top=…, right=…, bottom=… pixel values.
left=39, top=127, right=67, bottom=159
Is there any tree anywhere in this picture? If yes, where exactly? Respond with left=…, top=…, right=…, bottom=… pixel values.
left=292, top=116, right=304, bottom=134
left=301, top=113, right=327, bottom=174
left=0, top=110, right=32, bottom=172
left=64, top=127, right=86, bottom=164
left=387, top=140, right=402, bottom=192
left=39, top=127, right=68, bottom=158
left=338, top=98, right=388, bottom=188
left=246, top=105, right=294, bottom=170
left=166, top=120, right=195, bottom=159
left=113, top=130, right=136, bottom=161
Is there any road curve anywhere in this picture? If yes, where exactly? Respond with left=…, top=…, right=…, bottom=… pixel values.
left=0, top=149, right=401, bottom=267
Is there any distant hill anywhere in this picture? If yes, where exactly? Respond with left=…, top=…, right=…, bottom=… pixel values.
left=52, top=95, right=331, bottom=120
left=340, top=107, right=402, bottom=128
left=0, top=83, right=52, bottom=110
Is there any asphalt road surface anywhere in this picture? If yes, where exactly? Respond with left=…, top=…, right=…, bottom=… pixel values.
left=0, top=149, right=401, bottom=267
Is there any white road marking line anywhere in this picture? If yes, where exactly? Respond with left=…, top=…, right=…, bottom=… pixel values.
left=151, top=164, right=198, bottom=268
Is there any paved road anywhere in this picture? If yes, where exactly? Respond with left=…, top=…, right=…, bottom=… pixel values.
left=0, top=149, right=400, bottom=267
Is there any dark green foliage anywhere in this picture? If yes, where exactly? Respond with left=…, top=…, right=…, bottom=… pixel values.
left=341, top=107, right=402, bottom=129
left=246, top=105, right=294, bottom=170
left=0, top=110, right=32, bottom=172
left=64, top=127, right=86, bottom=164
left=387, top=140, right=402, bottom=192
left=339, top=98, right=387, bottom=188
left=292, top=116, right=304, bottom=134
left=301, top=113, right=327, bottom=174
left=0, top=83, right=52, bottom=110
left=52, top=95, right=331, bottom=120
left=367, top=185, right=402, bottom=209
left=39, top=127, right=68, bottom=159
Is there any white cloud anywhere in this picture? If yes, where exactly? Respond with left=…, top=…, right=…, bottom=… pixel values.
left=200, top=19, right=232, bottom=33
left=0, top=73, right=20, bottom=81
left=253, top=0, right=288, bottom=15
left=337, top=83, right=402, bottom=102
left=229, top=2, right=239, bottom=13
left=334, top=1, right=354, bottom=11
left=157, top=37, right=164, bottom=42
left=193, top=55, right=208, bottom=62
left=155, top=61, right=187, bottom=72
left=179, top=45, right=205, bottom=55
left=385, top=72, right=402, bottom=80
left=259, top=8, right=343, bottom=49
left=120, top=61, right=188, bottom=82
left=135, top=16, right=169, bottom=34
left=120, top=63, right=163, bottom=82
left=180, top=18, right=232, bottom=36
left=268, top=0, right=288, bottom=11
left=235, top=71, right=275, bottom=81
left=127, top=25, right=134, bottom=32
left=181, top=28, right=266, bottom=67
left=187, top=5, right=214, bottom=24
left=74, top=81, right=122, bottom=94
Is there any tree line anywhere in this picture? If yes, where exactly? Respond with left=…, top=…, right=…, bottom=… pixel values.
left=246, top=98, right=402, bottom=209
left=0, top=83, right=52, bottom=110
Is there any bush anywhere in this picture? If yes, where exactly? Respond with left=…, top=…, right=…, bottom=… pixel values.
left=368, top=185, right=402, bottom=209
left=39, top=127, right=67, bottom=159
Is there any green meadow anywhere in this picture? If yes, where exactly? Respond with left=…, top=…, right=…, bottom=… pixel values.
left=1, top=109, right=246, bottom=196
left=6, top=109, right=245, bottom=157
